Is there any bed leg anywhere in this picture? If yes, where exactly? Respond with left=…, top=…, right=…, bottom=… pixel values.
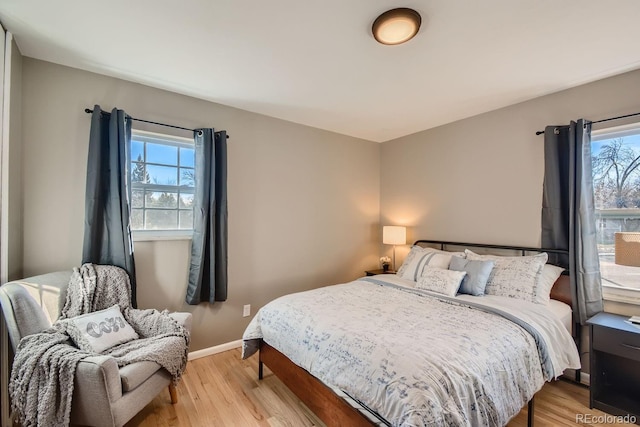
left=575, top=368, right=581, bottom=383
left=258, top=359, right=264, bottom=380
left=528, top=396, right=534, bottom=427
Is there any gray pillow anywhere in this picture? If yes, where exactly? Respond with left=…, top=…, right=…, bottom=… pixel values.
left=449, top=257, right=495, bottom=296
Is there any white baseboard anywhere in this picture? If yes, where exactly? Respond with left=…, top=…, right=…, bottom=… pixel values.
left=188, top=339, right=243, bottom=361
left=579, top=372, right=590, bottom=386
left=563, top=369, right=589, bottom=386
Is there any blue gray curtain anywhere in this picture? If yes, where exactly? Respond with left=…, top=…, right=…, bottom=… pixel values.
left=82, top=105, right=137, bottom=307
left=186, top=129, right=228, bottom=304
left=541, top=119, right=603, bottom=324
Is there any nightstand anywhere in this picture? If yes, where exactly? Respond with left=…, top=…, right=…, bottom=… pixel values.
left=365, top=269, right=395, bottom=276
left=587, top=312, right=640, bottom=422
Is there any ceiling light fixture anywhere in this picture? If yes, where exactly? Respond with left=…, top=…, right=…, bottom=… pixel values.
left=372, top=8, right=422, bottom=45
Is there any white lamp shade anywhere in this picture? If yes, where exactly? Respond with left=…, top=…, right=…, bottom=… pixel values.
left=383, top=226, right=406, bottom=245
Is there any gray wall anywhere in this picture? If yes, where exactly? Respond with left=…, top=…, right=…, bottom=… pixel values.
left=380, top=68, right=640, bottom=273
left=20, top=58, right=381, bottom=351
left=381, top=69, right=640, bottom=328
left=7, top=38, right=22, bottom=281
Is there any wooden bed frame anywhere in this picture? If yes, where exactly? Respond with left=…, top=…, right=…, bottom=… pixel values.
left=257, top=240, right=574, bottom=427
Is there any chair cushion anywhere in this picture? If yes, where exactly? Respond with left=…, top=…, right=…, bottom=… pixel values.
left=119, top=361, right=162, bottom=392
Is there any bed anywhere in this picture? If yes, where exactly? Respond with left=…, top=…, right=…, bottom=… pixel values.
left=242, top=240, right=581, bottom=426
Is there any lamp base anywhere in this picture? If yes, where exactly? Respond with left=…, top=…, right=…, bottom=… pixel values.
left=392, top=245, right=397, bottom=271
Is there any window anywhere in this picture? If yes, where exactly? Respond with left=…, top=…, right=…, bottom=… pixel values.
left=592, top=123, right=640, bottom=302
left=130, top=130, right=195, bottom=237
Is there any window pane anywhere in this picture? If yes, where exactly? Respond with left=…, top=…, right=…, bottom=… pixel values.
left=131, top=140, right=144, bottom=162
left=131, top=209, right=144, bottom=230
left=180, top=168, right=195, bottom=187
left=146, top=191, right=178, bottom=208
left=179, top=210, right=193, bottom=229
left=147, top=143, right=177, bottom=166
left=592, top=133, right=640, bottom=291
left=130, top=132, right=196, bottom=233
left=147, top=164, right=178, bottom=185
left=145, top=210, right=178, bottom=230
left=131, top=190, right=144, bottom=208
left=131, top=163, right=148, bottom=183
left=179, top=193, right=194, bottom=208
left=180, top=147, right=195, bottom=167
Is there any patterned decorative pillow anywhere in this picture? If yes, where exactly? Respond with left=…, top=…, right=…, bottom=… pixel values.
left=66, top=305, right=139, bottom=353
left=416, top=267, right=466, bottom=297
left=464, top=250, right=548, bottom=303
left=449, top=257, right=495, bottom=296
left=396, top=246, right=464, bottom=282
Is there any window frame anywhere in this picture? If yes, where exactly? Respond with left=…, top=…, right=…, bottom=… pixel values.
left=129, top=130, right=195, bottom=241
left=591, top=122, right=640, bottom=304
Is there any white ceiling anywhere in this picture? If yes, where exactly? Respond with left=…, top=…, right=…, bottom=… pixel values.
left=2, top=1, right=640, bottom=142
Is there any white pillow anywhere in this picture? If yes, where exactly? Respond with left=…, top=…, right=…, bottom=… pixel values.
left=464, top=249, right=548, bottom=304
left=537, top=264, right=565, bottom=305
left=66, top=305, right=139, bottom=353
left=416, top=267, right=466, bottom=297
left=396, top=246, right=464, bottom=281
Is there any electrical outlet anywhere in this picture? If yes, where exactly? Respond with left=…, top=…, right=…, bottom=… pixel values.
left=243, top=304, right=251, bottom=317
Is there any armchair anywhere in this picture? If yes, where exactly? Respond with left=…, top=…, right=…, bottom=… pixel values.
left=0, top=271, right=192, bottom=427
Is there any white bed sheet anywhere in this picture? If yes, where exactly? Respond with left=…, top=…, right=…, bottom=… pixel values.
left=548, top=299, right=573, bottom=333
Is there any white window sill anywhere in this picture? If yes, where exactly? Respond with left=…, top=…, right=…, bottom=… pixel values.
left=602, top=285, right=640, bottom=305
left=133, top=230, right=193, bottom=242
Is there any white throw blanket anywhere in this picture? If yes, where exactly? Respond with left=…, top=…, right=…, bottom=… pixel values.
left=10, top=264, right=190, bottom=427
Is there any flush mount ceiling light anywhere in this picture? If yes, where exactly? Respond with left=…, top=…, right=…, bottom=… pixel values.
left=372, top=8, right=422, bottom=45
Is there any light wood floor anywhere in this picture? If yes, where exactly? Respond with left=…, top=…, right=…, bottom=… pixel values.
left=126, top=348, right=635, bottom=427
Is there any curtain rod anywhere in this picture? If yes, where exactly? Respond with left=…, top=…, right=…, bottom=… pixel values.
left=535, top=111, right=640, bottom=135
left=84, top=108, right=230, bottom=138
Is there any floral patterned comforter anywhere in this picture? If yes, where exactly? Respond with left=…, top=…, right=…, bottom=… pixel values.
left=242, top=275, right=580, bottom=427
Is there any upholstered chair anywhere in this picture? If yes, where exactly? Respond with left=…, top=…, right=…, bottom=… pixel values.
left=0, top=271, right=192, bottom=427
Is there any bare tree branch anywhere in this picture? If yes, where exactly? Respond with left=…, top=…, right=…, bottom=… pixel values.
left=592, top=138, right=640, bottom=208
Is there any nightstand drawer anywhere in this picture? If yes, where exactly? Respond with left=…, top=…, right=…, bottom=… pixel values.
left=593, top=325, right=640, bottom=362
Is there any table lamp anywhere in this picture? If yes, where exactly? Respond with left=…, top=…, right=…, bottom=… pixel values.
left=383, top=226, right=406, bottom=271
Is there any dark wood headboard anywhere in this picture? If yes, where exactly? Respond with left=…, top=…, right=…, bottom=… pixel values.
left=413, top=239, right=572, bottom=306
left=550, top=274, right=572, bottom=306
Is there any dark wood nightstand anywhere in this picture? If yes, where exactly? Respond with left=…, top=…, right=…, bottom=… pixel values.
left=587, top=312, right=640, bottom=423
left=365, top=269, right=396, bottom=276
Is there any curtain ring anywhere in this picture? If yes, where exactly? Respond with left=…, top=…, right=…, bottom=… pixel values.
left=197, top=130, right=203, bottom=137
left=554, top=128, right=560, bottom=135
